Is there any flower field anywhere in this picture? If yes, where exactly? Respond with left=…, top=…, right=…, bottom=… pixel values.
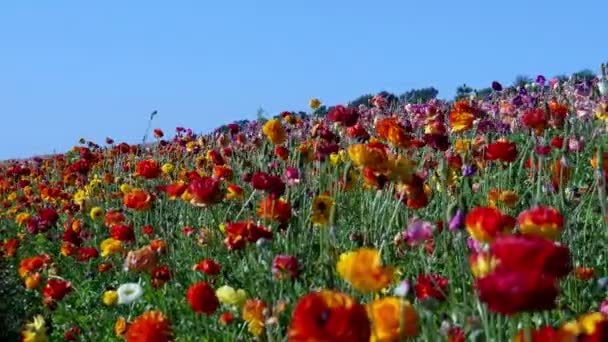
left=2, top=70, right=608, bottom=341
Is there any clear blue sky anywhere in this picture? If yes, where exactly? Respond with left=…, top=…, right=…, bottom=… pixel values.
left=1, top=1, right=606, bottom=159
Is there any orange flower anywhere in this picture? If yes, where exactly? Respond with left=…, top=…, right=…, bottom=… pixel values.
left=449, top=101, right=476, bottom=133
left=517, top=206, right=564, bottom=240
left=367, top=297, right=419, bottom=341
left=336, top=248, right=395, bottom=293
left=574, top=267, right=594, bottom=280
left=212, top=165, right=233, bottom=180
left=262, top=119, right=287, bottom=144
left=465, top=206, right=514, bottom=242
left=243, top=299, right=267, bottom=337
left=124, top=246, right=158, bottom=273
left=257, top=197, right=291, bottom=224
left=115, top=317, right=129, bottom=338
left=348, top=142, right=388, bottom=170
left=488, top=189, right=519, bottom=208
left=123, top=189, right=154, bottom=211
left=550, top=159, right=571, bottom=189
left=375, top=118, right=412, bottom=148
left=125, top=311, right=172, bottom=342
left=288, top=290, right=370, bottom=342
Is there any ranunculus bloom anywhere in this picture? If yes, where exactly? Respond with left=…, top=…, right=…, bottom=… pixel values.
left=187, top=176, right=222, bottom=206
left=135, top=159, right=162, bottom=179
left=521, top=108, right=548, bottom=135
left=110, top=224, right=135, bottom=242
left=476, top=270, right=559, bottom=315
left=271, top=255, right=299, bottom=280
left=336, top=248, right=395, bottom=293
left=348, top=142, right=388, bottom=171
left=257, top=197, right=292, bottom=223
left=414, top=273, right=448, bottom=302
left=251, top=172, right=286, bottom=198
left=449, top=101, right=477, bottom=133
left=223, top=221, right=273, bottom=250
left=328, top=105, right=359, bottom=127
left=490, top=235, right=572, bottom=279
left=125, top=310, right=172, bottom=342
left=123, top=189, right=154, bottom=211
left=367, top=297, right=419, bottom=341
left=262, top=119, right=287, bottom=144
left=42, top=279, right=72, bottom=301
left=186, top=282, right=219, bottom=315
left=485, top=141, right=518, bottom=163
left=517, top=206, right=564, bottom=240
left=193, top=259, right=221, bottom=276
left=465, top=206, right=515, bottom=242
left=124, top=246, right=158, bottom=273
left=288, top=290, right=371, bottom=342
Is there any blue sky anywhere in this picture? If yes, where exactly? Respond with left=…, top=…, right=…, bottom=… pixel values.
left=1, top=1, right=606, bottom=159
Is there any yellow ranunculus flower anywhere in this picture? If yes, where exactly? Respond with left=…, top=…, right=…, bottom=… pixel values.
left=215, top=285, right=247, bottom=306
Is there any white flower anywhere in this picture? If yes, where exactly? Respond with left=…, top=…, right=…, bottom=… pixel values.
left=393, top=279, right=411, bottom=297
left=117, top=283, right=143, bottom=305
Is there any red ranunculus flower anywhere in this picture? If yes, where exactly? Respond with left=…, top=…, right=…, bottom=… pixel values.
left=327, top=105, right=360, bottom=127
left=415, top=273, right=449, bottom=302
left=288, top=290, right=370, bottom=342
left=272, top=255, right=299, bottom=280
left=186, top=282, right=219, bottom=315
left=476, top=270, right=558, bottom=315
left=193, top=259, right=221, bottom=276
left=485, top=141, right=518, bottom=163
left=42, top=278, right=72, bottom=301
left=135, top=159, right=162, bottom=179
left=187, top=176, right=222, bottom=206
left=110, top=224, right=136, bottom=242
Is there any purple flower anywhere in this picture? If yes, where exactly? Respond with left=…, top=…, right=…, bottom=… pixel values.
left=448, top=209, right=465, bottom=231
left=536, top=75, right=546, bottom=86
left=467, top=237, right=485, bottom=253
left=462, top=164, right=476, bottom=177
left=512, top=95, right=523, bottom=107
left=403, top=219, right=434, bottom=246
left=491, top=81, right=503, bottom=91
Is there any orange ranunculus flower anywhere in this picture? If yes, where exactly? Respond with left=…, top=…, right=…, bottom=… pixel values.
left=488, top=189, right=519, bottom=208
left=257, top=197, right=291, bottom=224
left=135, top=159, right=162, bottom=179
left=449, top=106, right=476, bottom=133
left=336, top=248, right=395, bottom=293
left=123, top=189, right=154, bottom=211
left=288, top=290, right=371, bottom=342
left=385, top=155, right=415, bottom=183
left=242, top=299, right=267, bottom=337
left=348, top=142, right=388, bottom=170
left=517, top=206, right=564, bottom=240
left=367, top=297, right=419, bottom=341
left=262, top=119, right=287, bottom=145
left=125, top=310, right=172, bottom=342
left=18, top=254, right=50, bottom=278
left=124, top=246, right=158, bottom=273
left=465, top=206, right=515, bottom=242
left=375, top=118, right=412, bottom=149
left=225, top=184, right=244, bottom=201
left=212, top=165, right=233, bottom=180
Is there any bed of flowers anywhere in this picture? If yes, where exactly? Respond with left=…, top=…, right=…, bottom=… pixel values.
left=2, top=67, right=608, bottom=341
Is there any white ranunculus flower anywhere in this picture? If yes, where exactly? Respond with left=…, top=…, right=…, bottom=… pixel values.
left=117, top=282, right=143, bottom=305
left=598, top=78, right=608, bottom=96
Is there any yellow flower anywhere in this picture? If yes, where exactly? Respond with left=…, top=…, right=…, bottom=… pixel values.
left=161, top=163, right=175, bottom=174
left=103, top=290, right=119, bottom=306
left=22, top=315, right=48, bottom=342
left=560, top=312, right=607, bottom=336
left=336, top=248, right=395, bottom=293
left=73, top=189, right=88, bottom=207
left=498, top=190, right=519, bottom=208
left=386, top=155, right=415, bottom=183
left=311, top=194, right=335, bottom=226
left=243, top=299, right=266, bottom=337
left=16, top=212, right=31, bottom=226
left=216, top=285, right=247, bottom=306
left=309, top=98, right=322, bottom=110
left=120, top=184, right=132, bottom=194
left=262, top=119, right=287, bottom=145
left=454, top=139, right=471, bottom=154
left=100, top=238, right=123, bottom=257
left=367, top=297, right=419, bottom=341
left=347, top=144, right=387, bottom=170
left=329, top=153, right=342, bottom=166
left=90, top=207, right=104, bottom=220
left=469, top=252, right=498, bottom=278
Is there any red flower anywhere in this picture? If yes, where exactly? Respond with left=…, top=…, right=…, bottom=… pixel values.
left=327, top=105, right=360, bottom=127
left=490, top=235, right=571, bottom=279
left=187, top=176, right=222, bottom=206
left=275, top=146, right=290, bottom=160
left=415, top=273, right=448, bottom=302
left=64, top=326, right=81, bottom=341
left=38, top=208, right=59, bottom=226
left=272, top=255, right=300, bottom=280
left=161, top=182, right=188, bottom=199
left=251, top=172, right=285, bottom=198
left=551, top=136, right=564, bottom=149
left=153, top=128, right=164, bottom=139
left=42, top=278, right=72, bottom=301
left=521, top=108, right=548, bottom=134
left=77, top=247, right=99, bottom=262
left=193, top=259, right=221, bottom=276
left=257, top=197, right=292, bottom=223
left=212, top=165, right=233, bottom=180
left=223, top=222, right=272, bottom=250
left=135, top=159, right=162, bottom=179
left=288, top=290, right=370, bottom=342
left=465, top=206, right=515, bottom=242
left=142, top=225, right=154, bottom=236
left=151, top=266, right=172, bottom=288
left=125, top=310, right=173, bottom=342
left=485, top=141, right=518, bottom=163
left=476, top=270, right=558, bottom=315
left=110, top=224, right=135, bottom=242
left=123, top=189, right=154, bottom=211
left=186, top=282, right=219, bottom=315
